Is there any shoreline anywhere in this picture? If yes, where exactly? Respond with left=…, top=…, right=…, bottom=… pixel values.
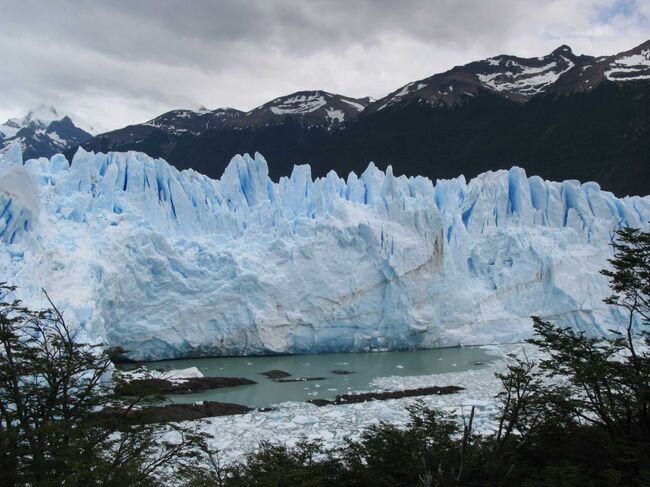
left=114, top=341, right=514, bottom=366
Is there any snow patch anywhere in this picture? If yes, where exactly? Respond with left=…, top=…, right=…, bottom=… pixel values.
left=326, top=109, right=345, bottom=123
left=477, top=59, right=574, bottom=97
left=605, top=49, right=650, bottom=81
left=269, top=95, right=327, bottom=115
left=340, top=99, right=366, bottom=111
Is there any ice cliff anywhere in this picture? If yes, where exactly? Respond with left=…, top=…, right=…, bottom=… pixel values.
left=1, top=144, right=649, bottom=360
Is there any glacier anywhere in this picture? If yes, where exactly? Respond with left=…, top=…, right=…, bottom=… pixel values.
left=1, top=143, right=649, bottom=361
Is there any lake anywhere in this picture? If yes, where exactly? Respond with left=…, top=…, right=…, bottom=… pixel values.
left=120, top=346, right=497, bottom=408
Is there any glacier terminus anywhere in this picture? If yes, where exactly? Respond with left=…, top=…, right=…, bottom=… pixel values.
left=1, top=144, right=648, bottom=361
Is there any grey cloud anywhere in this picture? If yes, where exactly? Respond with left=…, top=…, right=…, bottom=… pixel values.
left=0, top=0, right=648, bottom=131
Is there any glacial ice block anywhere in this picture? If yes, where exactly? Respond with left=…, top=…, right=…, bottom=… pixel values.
left=0, top=147, right=648, bottom=360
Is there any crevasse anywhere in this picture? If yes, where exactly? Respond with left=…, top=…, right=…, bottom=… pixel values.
left=1, top=144, right=649, bottom=360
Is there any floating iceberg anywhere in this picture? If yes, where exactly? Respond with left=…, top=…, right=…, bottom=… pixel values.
left=1, top=145, right=648, bottom=360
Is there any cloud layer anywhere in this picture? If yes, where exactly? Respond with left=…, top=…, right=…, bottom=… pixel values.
left=1, top=0, right=648, bottom=131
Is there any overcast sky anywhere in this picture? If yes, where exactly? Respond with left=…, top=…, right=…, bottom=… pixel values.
left=1, top=0, right=648, bottom=132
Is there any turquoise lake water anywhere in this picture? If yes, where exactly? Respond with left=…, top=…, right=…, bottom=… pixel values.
left=121, top=346, right=497, bottom=408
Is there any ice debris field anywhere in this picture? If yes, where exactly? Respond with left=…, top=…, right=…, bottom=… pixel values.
left=178, top=343, right=537, bottom=463
left=1, top=143, right=649, bottom=360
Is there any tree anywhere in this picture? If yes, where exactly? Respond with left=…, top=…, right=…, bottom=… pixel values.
left=0, top=283, right=204, bottom=486
left=337, top=402, right=463, bottom=486
left=526, top=227, right=650, bottom=481
left=601, top=227, right=650, bottom=436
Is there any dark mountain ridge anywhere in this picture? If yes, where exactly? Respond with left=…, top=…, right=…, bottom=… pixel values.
left=78, top=40, right=650, bottom=196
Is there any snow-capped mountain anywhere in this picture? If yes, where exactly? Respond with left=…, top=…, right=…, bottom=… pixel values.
left=368, top=40, right=650, bottom=111
left=367, top=45, right=585, bottom=111
left=89, top=91, right=369, bottom=150
left=79, top=39, right=650, bottom=196
left=86, top=107, right=245, bottom=157
left=228, top=91, right=371, bottom=129
left=1, top=146, right=648, bottom=360
left=81, top=91, right=373, bottom=182
left=554, top=40, right=650, bottom=93
left=0, top=106, right=93, bottom=160
left=315, top=40, right=650, bottom=197
left=144, top=107, right=244, bottom=135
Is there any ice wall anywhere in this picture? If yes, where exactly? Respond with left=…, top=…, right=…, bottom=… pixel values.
left=1, top=145, right=648, bottom=360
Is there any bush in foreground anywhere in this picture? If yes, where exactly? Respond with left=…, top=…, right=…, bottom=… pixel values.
left=0, top=285, right=205, bottom=486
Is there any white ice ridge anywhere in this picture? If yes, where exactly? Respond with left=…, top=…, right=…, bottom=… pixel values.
left=1, top=144, right=649, bottom=360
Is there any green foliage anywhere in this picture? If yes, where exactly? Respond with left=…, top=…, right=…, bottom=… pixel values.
left=232, top=440, right=344, bottom=487
left=339, top=403, right=462, bottom=486
left=0, top=283, right=205, bottom=486
left=602, top=227, right=650, bottom=324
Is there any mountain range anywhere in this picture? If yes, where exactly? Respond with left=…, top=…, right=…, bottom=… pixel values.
left=8, top=40, right=650, bottom=197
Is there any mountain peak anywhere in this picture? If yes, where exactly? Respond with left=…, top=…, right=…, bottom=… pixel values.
left=24, top=105, right=62, bottom=126
left=603, top=40, right=650, bottom=83
left=368, top=43, right=584, bottom=110
left=229, top=90, right=370, bottom=129
left=0, top=105, right=92, bottom=159
left=261, top=91, right=331, bottom=115
left=552, top=45, right=573, bottom=56
left=630, top=39, right=650, bottom=51
left=144, top=107, right=244, bottom=135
